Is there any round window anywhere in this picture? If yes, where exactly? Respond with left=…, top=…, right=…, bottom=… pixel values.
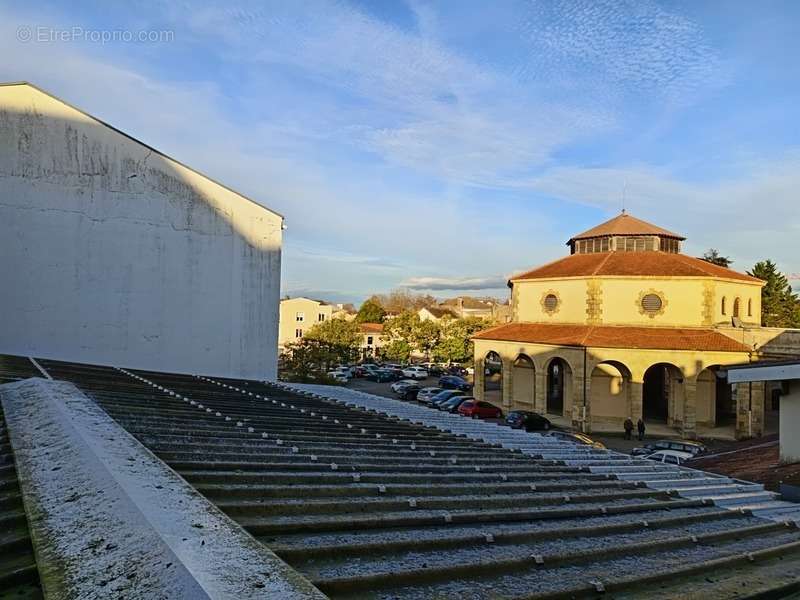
left=641, top=293, right=663, bottom=314
left=543, top=294, right=559, bottom=312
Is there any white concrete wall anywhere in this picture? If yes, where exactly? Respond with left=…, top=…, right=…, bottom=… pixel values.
left=780, top=380, right=800, bottom=464
left=0, top=83, right=282, bottom=380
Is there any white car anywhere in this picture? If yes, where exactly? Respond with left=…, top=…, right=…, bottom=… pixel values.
left=644, top=449, right=693, bottom=466
left=391, top=379, right=418, bottom=393
left=402, top=366, right=429, bottom=380
left=327, top=371, right=349, bottom=383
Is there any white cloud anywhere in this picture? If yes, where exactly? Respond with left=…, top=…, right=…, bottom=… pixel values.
left=400, top=275, right=508, bottom=291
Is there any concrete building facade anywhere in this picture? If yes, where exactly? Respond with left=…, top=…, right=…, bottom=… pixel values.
left=473, top=212, right=799, bottom=440
left=0, top=83, right=283, bottom=380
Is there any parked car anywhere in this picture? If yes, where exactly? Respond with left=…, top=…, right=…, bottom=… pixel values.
left=402, top=366, right=429, bottom=380
left=391, top=379, right=419, bottom=394
left=400, top=386, right=421, bottom=402
left=327, top=371, right=349, bottom=384
left=458, top=400, right=503, bottom=419
left=437, top=395, right=468, bottom=413
left=547, top=430, right=606, bottom=449
left=438, top=375, right=472, bottom=391
left=447, top=366, right=468, bottom=377
left=430, top=389, right=466, bottom=408
left=631, top=439, right=707, bottom=457
left=645, top=449, right=693, bottom=465
left=422, top=363, right=444, bottom=376
left=331, top=367, right=352, bottom=379
left=506, top=410, right=552, bottom=432
left=416, top=387, right=443, bottom=404
left=367, top=369, right=396, bottom=383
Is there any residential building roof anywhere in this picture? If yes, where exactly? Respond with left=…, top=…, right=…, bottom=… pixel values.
left=568, top=212, right=684, bottom=243
left=441, top=297, right=493, bottom=309
left=472, top=322, right=751, bottom=352
left=358, top=323, right=384, bottom=333
left=421, top=307, right=458, bottom=319
left=510, top=251, right=763, bottom=283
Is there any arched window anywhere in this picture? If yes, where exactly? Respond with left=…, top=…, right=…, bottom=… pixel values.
left=733, top=298, right=740, bottom=318
left=721, top=297, right=727, bottom=315
left=748, top=299, right=753, bottom=317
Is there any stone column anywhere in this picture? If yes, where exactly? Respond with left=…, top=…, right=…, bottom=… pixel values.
left=630, top=378, right=644, bottom=422
left=534, top=369, right=547, bottom=414
left=750, top=381, right=765, bottom=438
left=501, top=357, right=513, bottom=409
left=682, top=377, right=698, bottom=440
left=473, top=356, right=485, bottom=402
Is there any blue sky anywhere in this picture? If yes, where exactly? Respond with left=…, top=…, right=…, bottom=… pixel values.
left=3, top=1, right=799, bottom=303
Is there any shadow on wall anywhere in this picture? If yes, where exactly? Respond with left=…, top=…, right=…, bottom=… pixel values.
left=0, top=83, right=282, bottom=380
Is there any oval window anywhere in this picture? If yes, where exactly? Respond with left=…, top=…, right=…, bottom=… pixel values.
left=543, top=294, right=559, bottom=312
left=641, top=293, right=663, bottom=314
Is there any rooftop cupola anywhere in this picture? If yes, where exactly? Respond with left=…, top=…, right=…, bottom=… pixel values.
left=567, top=211, right=685, bottom=255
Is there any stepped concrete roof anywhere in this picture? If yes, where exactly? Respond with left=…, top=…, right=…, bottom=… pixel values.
left=568, top=212, right=684, bottom=243
left=511, top=251, right=764, bottom=283
left=473, top=322, right=752, bottom=352
left=5, top=353, right=800, bottom=598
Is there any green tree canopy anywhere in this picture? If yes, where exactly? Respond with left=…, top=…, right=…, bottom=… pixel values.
left=356, top=299, right=386, bottom=323
left=305, top=318, right=362, bottom=350
left=700, top=248, right=733, bottom=268
left=433, top=317, right=492, bottom=364
left=748, top=260, right=800, bottom=327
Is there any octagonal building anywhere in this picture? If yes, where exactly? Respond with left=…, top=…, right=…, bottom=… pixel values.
left=472, top=211, right=783, bottom=439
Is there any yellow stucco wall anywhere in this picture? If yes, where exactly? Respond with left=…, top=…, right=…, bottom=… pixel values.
left=512, top=277, right=762, bottom=328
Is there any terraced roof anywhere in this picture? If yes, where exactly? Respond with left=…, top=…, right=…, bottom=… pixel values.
left=473, top=323, right=752, bottom=352
left=568, top=213, right=685, bottom=243
left=0, top=356, right=43, bottom=599
left=13, top=355, right=798, bottom=599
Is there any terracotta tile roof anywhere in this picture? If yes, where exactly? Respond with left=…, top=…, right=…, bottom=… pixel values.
left=359, top=323, right=384, bottom=333
left=511, top=251, right=763, bottom=283
left=569, top=213, right=684, bottom=242
left=473, top=322, right=751, bottom=352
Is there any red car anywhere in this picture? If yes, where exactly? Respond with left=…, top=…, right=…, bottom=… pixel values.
left=458, top=399, right=503, bottom=419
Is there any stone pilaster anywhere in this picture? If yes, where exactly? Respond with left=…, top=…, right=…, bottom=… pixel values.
left=630, top=380, right=644, bottom=422
left=701, top=281, right=715, bottom=326
left=585, top=279, right=603, bottom=325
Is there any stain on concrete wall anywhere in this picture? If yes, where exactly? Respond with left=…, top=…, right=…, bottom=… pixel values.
left=0, top=83, right=282, bottom=380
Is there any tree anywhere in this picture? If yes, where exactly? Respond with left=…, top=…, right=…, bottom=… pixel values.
left=356, top=299, right=385, bottom=323
left=412, top=318, right=440, bottom=360
left=305, top=318, right=362, bottom=352
left=748, top=260, right=800, bottom=327
left=382, top=310, right=419, bottom=361
left=367, top=289, right=437, bottom=313
left=433, top=317, right=492, bottom=364
left=281, top=338, right=351, bottom=382
left=700, top=249, right=733, bottom=268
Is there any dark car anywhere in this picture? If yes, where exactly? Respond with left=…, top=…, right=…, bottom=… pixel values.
left=430, top=389, right=465, bottom=408
left=506, top=410, right=552, bottom=432
left=631, top=439, right=707, bottom=457
left=438, top=375, right=472, bottom=391
left=440, top=395, right=470, bottom=413
left=401, top=386, right=421, bottom=401
left=447, top=365, right=468, bottom=377
left=458, top=400, right=503, bottom=419
left=367, top=369, right=395, bottom=383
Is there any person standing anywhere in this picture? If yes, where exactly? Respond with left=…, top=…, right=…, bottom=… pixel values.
left=637, top=418, right=646, bottom=441
left=623, top=418, right=633, bottom=440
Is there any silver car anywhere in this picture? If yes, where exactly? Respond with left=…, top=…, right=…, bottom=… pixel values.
left=416, top=387, right=443, bottom=404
